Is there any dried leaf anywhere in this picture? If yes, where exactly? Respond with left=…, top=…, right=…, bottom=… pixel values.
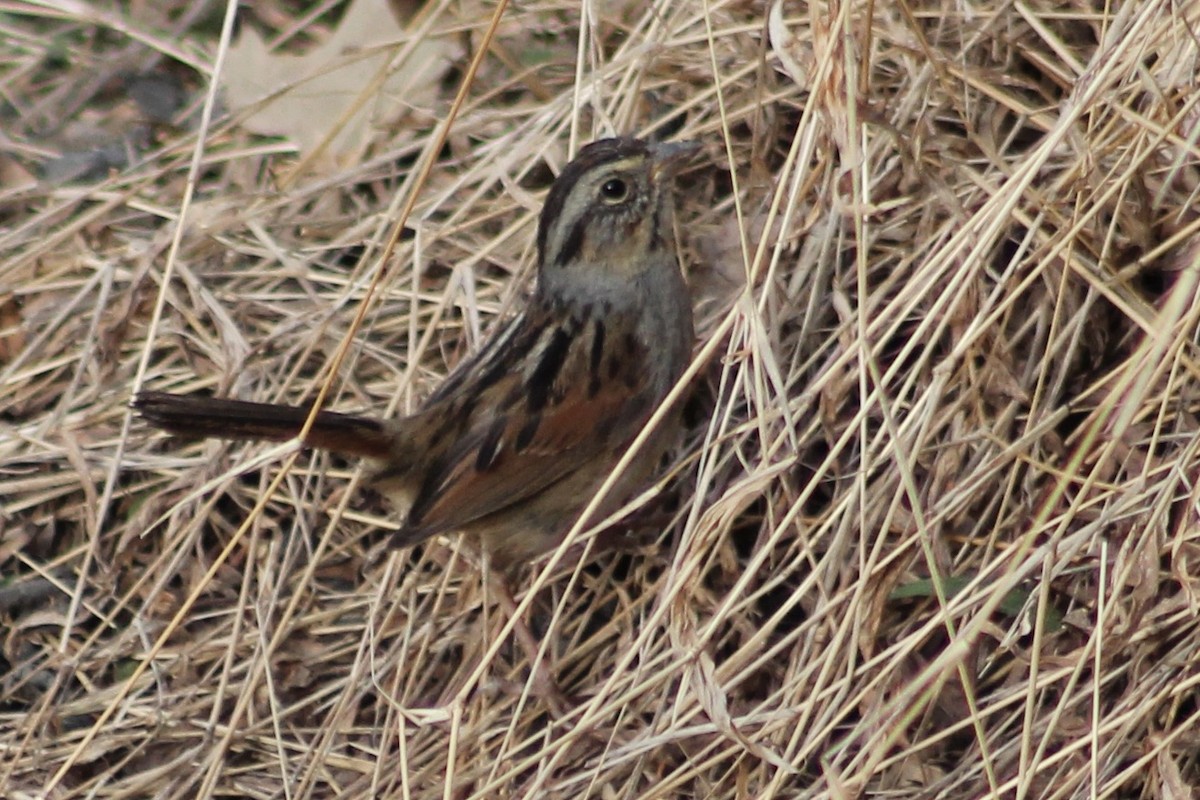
left=223, top=0, right=456, bottom=167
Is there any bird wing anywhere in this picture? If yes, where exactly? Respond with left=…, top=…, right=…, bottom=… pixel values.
left=393, top=308, right=652, bottom=545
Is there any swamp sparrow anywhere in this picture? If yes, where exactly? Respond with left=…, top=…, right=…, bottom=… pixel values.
left=135, top=137, right=699, bottom=567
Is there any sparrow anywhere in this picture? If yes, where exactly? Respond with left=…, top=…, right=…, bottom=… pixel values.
left=135, top=137, right=699, bottom=567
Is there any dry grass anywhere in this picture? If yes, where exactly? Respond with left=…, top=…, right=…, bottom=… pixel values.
left=3, top=0, right=1200, bottom=797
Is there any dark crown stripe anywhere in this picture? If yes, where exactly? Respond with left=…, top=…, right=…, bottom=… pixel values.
left=537, top=137, right=651, bottom=267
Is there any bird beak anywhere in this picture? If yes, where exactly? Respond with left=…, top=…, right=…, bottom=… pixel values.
left=648, top=140, right=701, bottom=179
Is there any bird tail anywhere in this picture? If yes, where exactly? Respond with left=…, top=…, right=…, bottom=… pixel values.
left=133, top=391, right=393, bottom=460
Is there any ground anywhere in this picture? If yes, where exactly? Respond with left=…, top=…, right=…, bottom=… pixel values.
left=2, top=0, right=1199, bottom=797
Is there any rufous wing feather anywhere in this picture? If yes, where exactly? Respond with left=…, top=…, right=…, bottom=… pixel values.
left=393, top=376, right=646, bottom=546
left=392, top=309, right=654, bottom=546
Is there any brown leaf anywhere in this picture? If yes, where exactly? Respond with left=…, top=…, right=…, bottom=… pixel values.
left=223, top=0, right=457, bottom=168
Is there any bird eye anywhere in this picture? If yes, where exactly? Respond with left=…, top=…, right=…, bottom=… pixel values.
left=599, top=178, right=628, bottom=203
